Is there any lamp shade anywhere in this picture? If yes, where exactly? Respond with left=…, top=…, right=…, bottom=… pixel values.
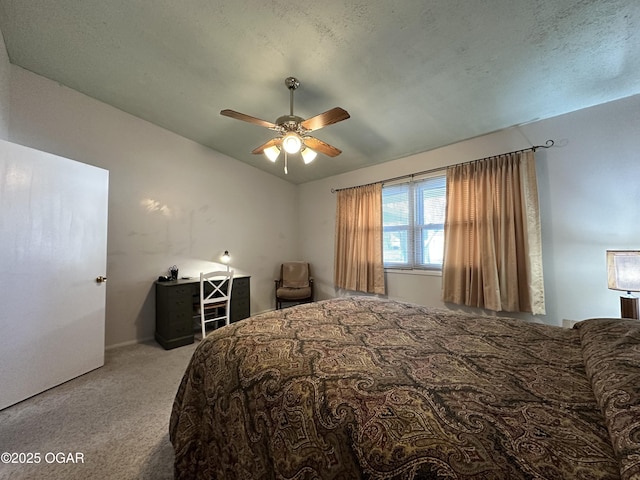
left=264, top=145, right=280, bottom=162
left=607, top=250, right=640, bottom=292
left=282, top=132, right=302, bottom=154
left=301, top=147, right=317, bottom=164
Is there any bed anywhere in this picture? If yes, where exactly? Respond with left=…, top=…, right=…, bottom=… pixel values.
left=170, top=296, right=640, bottom=479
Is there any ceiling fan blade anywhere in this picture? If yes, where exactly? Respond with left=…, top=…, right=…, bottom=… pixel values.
left=220, top=109, right=278, bottom=129
left=251, top=137, right=282, bottom=154
left=303, top=137, right=342, bottom=157
left=300, top=107, right=350, bottom=132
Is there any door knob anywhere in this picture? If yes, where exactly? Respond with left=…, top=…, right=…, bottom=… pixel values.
left=96, top=276, right=107, bottom=283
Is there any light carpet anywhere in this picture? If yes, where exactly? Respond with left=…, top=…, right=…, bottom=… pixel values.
left=0, top=340, right=198, bottom=480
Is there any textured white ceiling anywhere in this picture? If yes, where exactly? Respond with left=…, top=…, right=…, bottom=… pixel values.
left=1, top=0, right=638, bottom=183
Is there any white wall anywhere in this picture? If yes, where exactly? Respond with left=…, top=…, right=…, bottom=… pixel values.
left=299, top=94, right=640, bottom=326
left=6, top=65, right=299, bottom=347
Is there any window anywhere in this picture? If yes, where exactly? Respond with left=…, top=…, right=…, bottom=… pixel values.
left=382, top=174, right=446, bottom=269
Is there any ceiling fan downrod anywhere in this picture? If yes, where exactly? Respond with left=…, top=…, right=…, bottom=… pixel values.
left=285, top=77, right=300, bottom=117
left=275, top=77, right=305, bottom=134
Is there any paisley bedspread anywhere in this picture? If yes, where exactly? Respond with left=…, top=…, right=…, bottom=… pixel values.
left=169, top=296, right=640, bottom=479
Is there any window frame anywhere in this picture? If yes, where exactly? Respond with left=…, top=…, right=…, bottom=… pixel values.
left=382, top=172, right=446, bottom=271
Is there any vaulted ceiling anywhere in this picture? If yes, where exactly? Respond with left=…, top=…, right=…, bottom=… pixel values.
left=1, top=1, right=638, bottom=184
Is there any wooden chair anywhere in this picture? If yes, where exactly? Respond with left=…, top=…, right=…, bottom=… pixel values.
left=274, top=262, right=313, bottom=309
left=199, top=270, right=234, bottom=338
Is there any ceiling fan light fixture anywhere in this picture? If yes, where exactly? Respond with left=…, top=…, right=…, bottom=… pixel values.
left=301, top=147, right=317, bottom=164
left=264, top=145, right=280, bottom=162
left=282, top=132, right=302, bottom=154
left=221, top=77, right=350, bottom=175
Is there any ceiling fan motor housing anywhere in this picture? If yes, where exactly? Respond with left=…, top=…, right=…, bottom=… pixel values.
left=274, top=115, right=307, bottom=135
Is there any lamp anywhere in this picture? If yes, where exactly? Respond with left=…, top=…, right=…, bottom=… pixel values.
left=264, top=145, right=280, bottom=162
left=301, top=147, right=317, bottom=164
left=606, top=250, right=640, bottom=319
left=282, top=132, right=302, bottom=154
left=262, top=136, right=315, bottom=174
left=220, top=250, right=231, bottom=271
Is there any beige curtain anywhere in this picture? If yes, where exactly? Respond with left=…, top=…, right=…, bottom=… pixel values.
left=441, top=150, right=545, bottom=314
left=334, top=183, right=385, bottom=294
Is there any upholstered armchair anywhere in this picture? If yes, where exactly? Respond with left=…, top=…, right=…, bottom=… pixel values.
left=274, top=262, right=314, bottom=309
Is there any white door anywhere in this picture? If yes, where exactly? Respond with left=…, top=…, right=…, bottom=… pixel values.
left=0, top=139, right=108, bottom=410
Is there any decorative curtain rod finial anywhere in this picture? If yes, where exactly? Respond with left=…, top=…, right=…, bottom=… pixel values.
left=532, top=139, right=555, bottom=151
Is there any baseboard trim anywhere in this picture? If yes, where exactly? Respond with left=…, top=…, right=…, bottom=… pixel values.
left=105, top=336, right=155, bottom=351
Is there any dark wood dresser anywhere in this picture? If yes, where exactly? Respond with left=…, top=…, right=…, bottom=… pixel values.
left=155, top=275, right=250, bottom=349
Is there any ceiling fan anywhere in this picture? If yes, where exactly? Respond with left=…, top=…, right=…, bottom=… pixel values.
left=220, top=77, right=350, bottom=174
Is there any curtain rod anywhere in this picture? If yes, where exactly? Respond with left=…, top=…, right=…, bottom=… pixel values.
left=330, top=139, right=555, bottom=193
